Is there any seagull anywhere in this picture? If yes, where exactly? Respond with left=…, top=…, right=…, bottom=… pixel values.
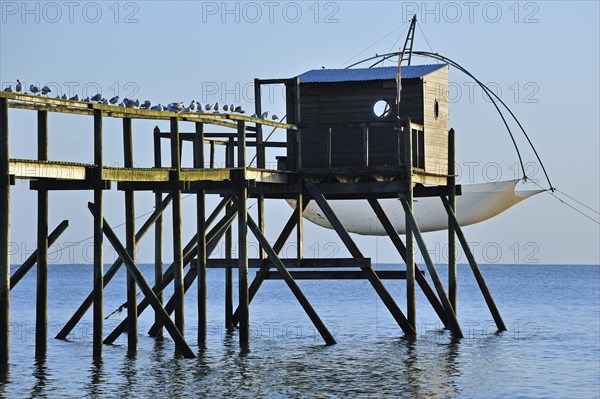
left=101, top=98, right=109, bottom=104
left=234, top=105, right=244, bottom=113
left=230, top=104, right=235, bottom=113
left=69, top=94, right=80, bottom=101
left=213, top=102, right=219, bottom=111
left=3, top=86, right=13, bottom=92
left=251, top=113, right=257, bottom=118
left=61, top=94, right=68, bottom=100
left=223, top=104, right=229, bottom=112
left=30, top=84, right=40, bottom=94
left=141, top=100, right=152, bottom=109
left=15, top=80, right=23, bottom=93
left=272, top=115, right=279, bottom=120
left=109, top=96, right=119, bottom=104
left=83, top=96, right=90, bottom=102
left=40, top=86, right=51, bottom=96
left=260, top=111, right=269, bottom=119
left=151, top=104, right=164, bottom=111
left=91, top=93, right=102, bottom=102
left=167, top=102, right=184, bottom=112
left=132, top=99, right=140, bottom=108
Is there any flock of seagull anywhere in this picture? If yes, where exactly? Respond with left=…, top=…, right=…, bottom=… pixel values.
left=3, top=79, right=280, bottom=120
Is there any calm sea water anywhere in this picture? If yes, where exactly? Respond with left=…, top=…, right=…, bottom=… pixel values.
left=0, top=264, right=598, bottom=398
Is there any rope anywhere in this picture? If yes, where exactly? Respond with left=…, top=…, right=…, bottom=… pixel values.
left=530, top=180, right=599, bottom=225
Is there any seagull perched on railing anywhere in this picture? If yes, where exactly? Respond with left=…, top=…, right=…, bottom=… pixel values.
left=61, top=94, right=68, bottom=100
left=223, top=104, right=229, bottom=112
left=213, top=102, right=219, bottom=111
left=15, top=80, right=23, bottom=93
left=234, top=105, right=245, bottom=114
left=272, top=115, right=279, bottom=120
left=204, top=103, right=212, bottom=111
left=189, top=100, right=197, bottom=112
left=3, top=86, right=13, bottom=92
left=141, top=100, right=152, bottom=109
left=69, top=94, right=80, bottom=101
left=41, top=86, right=52, bottom=96
left=91, top=93, right=102, bottom=102
left=151, top=104, right=164, bottom=111
left=167, top=102, right=184, bottom=112
left=30, top=84, right=40, bottom=94
left=260, top=111, right=269, bottom=119
left=109, top=96, right=119, bottom=105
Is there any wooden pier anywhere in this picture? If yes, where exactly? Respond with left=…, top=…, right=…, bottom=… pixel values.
left=0, top=78, right=506, bottom=363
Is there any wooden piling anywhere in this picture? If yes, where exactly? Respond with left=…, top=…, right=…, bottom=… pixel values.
left=35, top=110, right=48, bottom=359
left=170, top=117, right=185, bottom=337
left=225, top=138, right=234, bottom=332
left=194, top=122, right=207, bottom=347
left=448, top=128, right=457, bottom=312
left=153, top=126, right=164, bottom=337
left=0, top=98, right=10, bottom=364
left=237, top=120, right=250, bottom=350
left=404, top=119, right=416, bottom=331
left=92, top=109, right=104, bottom=358
left=123, top=117, right=137, bottom=353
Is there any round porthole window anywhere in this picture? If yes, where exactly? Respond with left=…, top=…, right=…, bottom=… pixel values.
left=372, top=99, right=391, bottom=119
left=434, top=99, right=440, bottom=120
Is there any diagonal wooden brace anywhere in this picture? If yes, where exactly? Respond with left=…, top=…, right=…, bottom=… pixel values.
left=231, top=197, right=309, bottom=327
left=55, top=194, right=173, bottom=340
left=367, top=198, right=450, bottom=329
left=146, top=211, right=235, bottom=337
left=10, top=220, right=69, bottom=289
left=87, top=202, right=195, bottom=358
left=441, top=196, right=507, bottom=331
left=106, top=203, right=237, bottom=343
left=305, top=181, right=416, bottom=336
left=399, top=195, right=463, bottom=338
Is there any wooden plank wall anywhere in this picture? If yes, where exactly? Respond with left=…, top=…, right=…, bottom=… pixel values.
left=422, top=66, right=449, bottom=174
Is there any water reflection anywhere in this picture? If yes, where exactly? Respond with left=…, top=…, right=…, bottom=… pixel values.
left=30, top=359, right=48, bottom=398
left=85, top=358, right=106, bottom=399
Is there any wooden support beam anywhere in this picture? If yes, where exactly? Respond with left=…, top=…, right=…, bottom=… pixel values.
left=225, top=140, right=234, bottom=332
left=153, top=126, right=163, bottom=336
left=236, top=201, right=335, bottom=345
left=399, top=195, right=463, bottom=338
left=441, top=196, right=507, bottom=331
left=0, top=97, right=10, bottom=364
left=55, top=195, right=172, bottom=340
left=296, top=192, right=303, bottom=266
left=36, top=110, right=49, bottom=359
left=304, top=181, right=416, bottom=336
left=89, top=203, right=195, bottom=358
left=30, top=180, right=111, bottom=191
left=92, top=109, right=103, bottom=358
left=367, top=199, right=449, bottom=329
left=10, top=220, right=69, bottom=289
left=448, top=128, right=457, bottom=312
left=123, top=117, right=137, bottom=353
left=108, top=201, right=236, bottom=342
left=404, top=118, right=416, bottom=331
left=237, top=120, right=250, bottom=350
left=194, top=122, right=207, bottom=347
left=170, top=117, right=185, bottom=337
left=264, top=271, right=410, bottom=280
left=195, top=257, right=372, bottom=269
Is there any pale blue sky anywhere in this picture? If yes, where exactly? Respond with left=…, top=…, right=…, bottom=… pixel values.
left=1, top=1, right=598, bottom=265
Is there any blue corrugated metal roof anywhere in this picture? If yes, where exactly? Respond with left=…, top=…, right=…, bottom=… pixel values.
left=298, top=64, right=447, bottom=83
